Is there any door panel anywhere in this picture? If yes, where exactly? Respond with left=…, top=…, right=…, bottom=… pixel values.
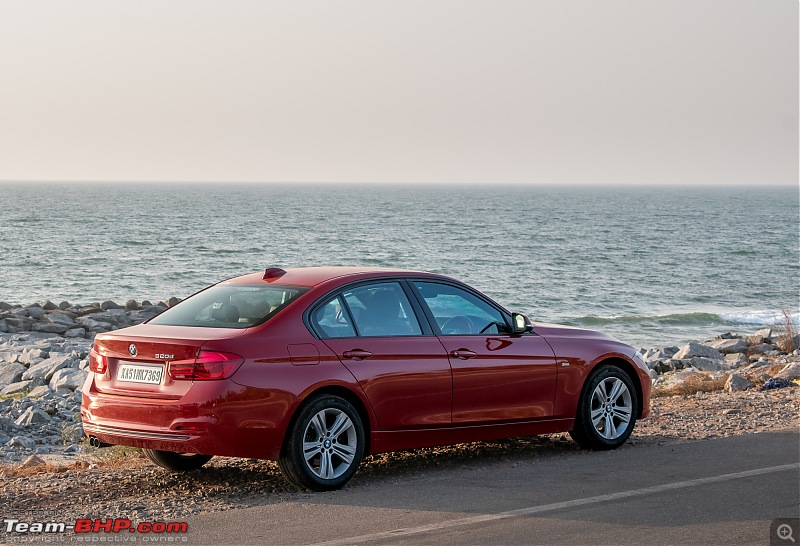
left=321, top=337, right=452, bottom=430
left=437, top=334, right=558, bottom=423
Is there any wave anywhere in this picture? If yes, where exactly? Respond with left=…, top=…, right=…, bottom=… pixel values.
left=569, top=310, right=799, bottom=328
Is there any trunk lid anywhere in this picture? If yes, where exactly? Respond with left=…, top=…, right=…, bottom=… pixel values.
left=91, top=324, right=244, bottom=399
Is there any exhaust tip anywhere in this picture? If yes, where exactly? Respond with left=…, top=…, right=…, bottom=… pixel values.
left=88, top=436, right=111, bottom=448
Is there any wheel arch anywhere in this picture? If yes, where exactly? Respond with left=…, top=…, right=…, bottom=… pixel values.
left=591, top=357, right=644, bottom=419
left=281, top=385, right=373, bottom=456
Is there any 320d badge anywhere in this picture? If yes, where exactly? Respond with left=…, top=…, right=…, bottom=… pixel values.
left=81, top=267, right=652, bottom=491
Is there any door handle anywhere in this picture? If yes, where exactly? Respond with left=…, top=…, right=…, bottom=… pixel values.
left=342, top=349, right=373, bottom=360
left=450, top=349, right=478, bottom=360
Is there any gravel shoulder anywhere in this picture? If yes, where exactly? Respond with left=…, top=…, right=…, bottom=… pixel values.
left=1, top=386, right=797, bottom=523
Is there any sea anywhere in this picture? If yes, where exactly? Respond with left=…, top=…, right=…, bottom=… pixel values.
left=0, top=183, right=797, bottom=349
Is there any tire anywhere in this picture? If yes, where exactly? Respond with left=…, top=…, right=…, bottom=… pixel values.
left=278, top=395, right=365, bottom=491
left=569, top=365, right=638, bottom=450
left=142, top=449, right=213, bottom=471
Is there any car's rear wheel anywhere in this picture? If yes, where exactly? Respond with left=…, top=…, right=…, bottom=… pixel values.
left=570, top=365, right=638, bottom=450
left=279, top=395, right=365, bottom=491
left=142, top=449, right=213, bottom=471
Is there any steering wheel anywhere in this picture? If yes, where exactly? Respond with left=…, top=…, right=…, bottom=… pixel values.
left=441, top=316, right=476, bottom=335
left=479, top=321, right=506, bottom=334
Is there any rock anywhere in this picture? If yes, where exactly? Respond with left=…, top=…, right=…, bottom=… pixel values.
left=753, top=328, right=773, bottom=339
left=674, top=342, right=723, bottom=361
left=46, top=313, right=76, bottom=326
left=5, top=435, right=35, bottom=450
left=32, top=322, right=71, bottom=335
left=40, top=300, right=58, bottom=311
left=20, top=347, right=51, bottom=364
left=724, top=353, right=748, bottom=368
left=746, top=343, right=775, bottom=355
left=58, top=301, right=71, bottom=310
left=0, top=380, right=35, bottom=396
left=141, top=300, right=153, bottom=307
left=775, top=363, right=800, bottom=381
left=21, top=354, right=74, bottom=382
left=27, top=385, right=52, bottom=398
left=19, top=454, right=46, bottom=468
left=0, top=320, right=8, bottom=333
left=745, top=329, right=773, bottom=345
left=49, top=368, right=87, bottom=391
left=75, top=317, right=113, bottom=332
left=724, top=373, right=754, bottom=392
left=688, top=357, right=725, bottom=371
left=125, top=300, right=139, bottom=310
left=64, top=328, right=86, bottom=339
left=0, top=301, right=12, bottom=312
left=26, top=307, right=46, bottom=320
left=0, top=363, right=26, bottom=385
left=167, top=297, right=182, bottom=307
left=101, top=300, right=122, bottom=310
left=707, top=338, right=747, bottom=354
left=15, top=406, right=51, bottom=426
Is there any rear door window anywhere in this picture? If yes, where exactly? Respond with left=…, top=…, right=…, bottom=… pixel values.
left=310, top=296, right=357, bottom=338
left=342, top=282, right=423, bottom=337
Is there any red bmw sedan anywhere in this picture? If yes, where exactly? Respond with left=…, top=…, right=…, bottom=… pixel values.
left=81, top=267, right=651, bottom=490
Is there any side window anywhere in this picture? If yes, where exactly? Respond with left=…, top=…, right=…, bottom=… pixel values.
left=311, top=296, right=356, bottom=339
left=342, top=282, right=423, bottom=337
left=414, top=282, right=507, bottom=335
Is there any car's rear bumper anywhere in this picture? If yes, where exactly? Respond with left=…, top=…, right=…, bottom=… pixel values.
left=80, top=375, right=293, bottom=460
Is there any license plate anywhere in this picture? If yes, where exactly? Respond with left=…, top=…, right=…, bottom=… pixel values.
left=117, top=363, right=164, bottom=385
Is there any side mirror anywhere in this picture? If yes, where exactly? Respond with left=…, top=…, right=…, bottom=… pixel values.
left=511, top=313, right=534, bottom=334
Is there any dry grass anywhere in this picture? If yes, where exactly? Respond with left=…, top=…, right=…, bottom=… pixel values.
left=0, top=460, right=90, bottom=478
left=776, top=307, right=799, bottom=353
left=653, top=373, right=728, bottom=398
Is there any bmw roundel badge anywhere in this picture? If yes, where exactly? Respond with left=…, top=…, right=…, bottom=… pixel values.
left=129, top=344, right=137, bottom=357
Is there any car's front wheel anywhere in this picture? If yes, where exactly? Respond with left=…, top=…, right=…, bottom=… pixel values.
left=279, top=395, right=365, bottom=491
left=570, top=365, right=638, bottom=450
left=142, top=449, right=213, bottom=471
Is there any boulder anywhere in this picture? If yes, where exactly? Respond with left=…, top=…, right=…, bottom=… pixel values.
left=58, top=301, right=71, bottom=310
left=46, top=313, right=76, bottom=326
left=674, top=342, right=723, bottom=361
left=167, top=297, right=182, bottom=307
left=75, top=317, right=113, bottom=332
left=746, top=329, right=773, bottom=345
left=100, top=300, right=122, bottom=310
left=724, top=374, right=754, bottom=392
left=775, top=363, right=800, bottom=381
left=125, top=300, right=139, bottom=310
left=688, top=357, right=725, bottom=371
left=27, top=385, right=52, bottom=398
left=40, top=300, right=58, bottom=311
left=724, top=353, right=748, bottom=368
left=49, top=368, right=87, bottom=391
left=707, top=338, right=747, bottom=354
left=5, top=435, right=35, bottom=450
left=0, top=301, right=12, bottom=312
left=0, top=363, right=26, bottom=385
left=14, top=406, right=51, bottom=426
left=20, top=347, right=50, bottom=363
left=0, top=380, right=36, bottom=396
left=32, top=322, right=71, bottom=335
left=21, top=355, right=74, bottom=382
left=746, top=344, right=776, bottom=355
left=64, top=328, right=86, bottom=339
left=26, top=307, right=46, bottom=320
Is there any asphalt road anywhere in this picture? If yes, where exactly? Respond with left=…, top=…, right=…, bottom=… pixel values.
left=186, top=431, right=800, bottom=545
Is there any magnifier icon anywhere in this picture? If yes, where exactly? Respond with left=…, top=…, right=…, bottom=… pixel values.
left=778, top=524, right=795, bottom=543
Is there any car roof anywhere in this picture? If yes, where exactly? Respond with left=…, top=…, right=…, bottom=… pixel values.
left=222, top=266, right=443, bottom=287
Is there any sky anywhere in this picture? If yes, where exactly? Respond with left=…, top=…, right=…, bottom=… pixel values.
left=0, top=0, right=797, bottom=185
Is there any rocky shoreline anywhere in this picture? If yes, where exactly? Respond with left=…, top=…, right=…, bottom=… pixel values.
left=0, top=298, right=798, bottom=468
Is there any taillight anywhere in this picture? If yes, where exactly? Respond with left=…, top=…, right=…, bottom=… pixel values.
left=89, top=349, right=107, bottom=374
left=168, top=351, right=244, bottom=381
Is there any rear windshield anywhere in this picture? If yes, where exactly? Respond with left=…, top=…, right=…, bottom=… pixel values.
left=148, top=284, right=309, bottom=329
